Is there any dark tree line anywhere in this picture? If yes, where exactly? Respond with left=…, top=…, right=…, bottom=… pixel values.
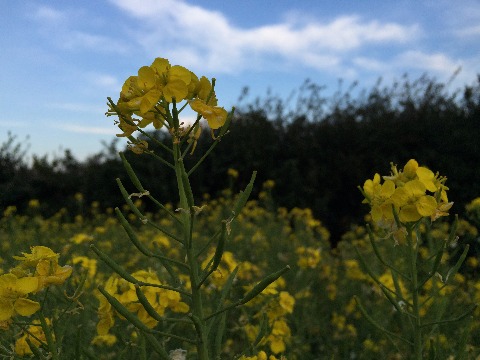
left=1, top=74, right=480, bottom=244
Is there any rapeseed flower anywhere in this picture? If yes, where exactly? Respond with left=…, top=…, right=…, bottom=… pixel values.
left=0, top=273, right=40, bottom=321
left=14, top=319, right=51, bottom=356
left=110, top=57, right=227, bottom=138
left=362, top=159, right=453, bottom=229
left=12, top=246, right=72, bottom=291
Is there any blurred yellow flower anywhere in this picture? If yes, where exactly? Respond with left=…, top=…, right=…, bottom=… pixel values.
left=0, top=273, right=40, bottom=321
left=15, top=319, right=51, bottom=356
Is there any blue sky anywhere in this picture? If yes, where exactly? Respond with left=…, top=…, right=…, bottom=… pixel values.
left=1, top=0, right=479, bottom=160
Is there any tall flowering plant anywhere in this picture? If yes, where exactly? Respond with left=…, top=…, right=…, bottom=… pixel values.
left=357, top=159, right=475, bottom=359
left=99, top=57, right=290, bottom=359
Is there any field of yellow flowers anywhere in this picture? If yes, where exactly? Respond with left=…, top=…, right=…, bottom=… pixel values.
left=1, top=183, right=480, bottom=359
left=2, top=56, right=480, bottom=359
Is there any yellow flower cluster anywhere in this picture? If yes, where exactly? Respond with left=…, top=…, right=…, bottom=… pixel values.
left=14, top=319, right=51, bottom=356
left=239, top=350, right=286, bottom=360
left=0, top=246, right=72, bottom=324
left=362, top=159, right=453, bottom=227
left=95, top=269, right=189, bottom=340
left=295, top=246, right=321, bottom=269
left=245, top=280, right=295, bottom=354
left=112, top=57, right=228, bottom=137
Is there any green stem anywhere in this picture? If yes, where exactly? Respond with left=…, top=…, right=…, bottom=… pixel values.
left=406, top=225, right=422, bottom=360
left=173, top=138, right=209, bottom=359
left=38, top=311, right=58, bottom=360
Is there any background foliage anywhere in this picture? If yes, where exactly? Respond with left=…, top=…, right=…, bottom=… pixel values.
left=1, top=73, right=480, bottom=245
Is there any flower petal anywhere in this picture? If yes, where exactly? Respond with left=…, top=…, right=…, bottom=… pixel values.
left=14, top=298, right=40, bottom=317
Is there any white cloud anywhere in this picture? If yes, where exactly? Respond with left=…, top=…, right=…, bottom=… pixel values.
left=32, top=5, right=66, bottom=23
left=47, top=102, right=106, bottom=113
left=109, top=0, right=420, bottom=74
left=61, top=31, right=129, bottom=53
left=55, top=123, right=116, bottom=135
left=0, top=120, right=28, bottom=128
left=455, top=25, right=480, bottom=37
left=396, top=51, right=462, bottom=74
left=86, top=73, right=121, bottom=90
left=30, top=5, right=128, bottom=54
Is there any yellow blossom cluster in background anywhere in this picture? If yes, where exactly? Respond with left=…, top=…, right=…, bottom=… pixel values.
left=1, top=170, right=479, bottom=358
left=362, top=159, right=453, bottom=229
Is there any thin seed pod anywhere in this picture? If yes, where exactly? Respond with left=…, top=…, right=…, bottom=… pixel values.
left=142, top=333, right=170, bottom=360
left=120, top=152, right=145, bottom=192
left=455, top=314, right=474, bottom=360
left=98, top=286, right=151, bottom=332
left=240, top=265, right=290, bottom=305
left=420, top=304, right=477, bottom=328
left=447, top=215, right=459, bottom=246
left=81, top=348, right=100, bottom=360
left=198, top=220, right=228, bottom=288
left=135, top=284, right=163, bottom=322
left=212, top=312, right=226, bottom=359
left=379, top=284, right=404, bottom=314
left=232, top=171, right=257, bottom=220
left=180, top=162, right=194, bottom=209
left=428, top=339, right=436, bottom=360
left=115, top=207, right=151, bottom=257
left=354, top=246, right=384, bottom=287
left=206, top=266, right=240, bottom=333
left=190, top=313, right=204, bottom=336
left=366, top=225, right=410, bottom=281
left=430, top=243, right=446, bottom=277
left=189, top=313, right=208, bottom=348
left=38, top=312, right=57, bottom=360
left=210, top=220, right=227, bottom=272
left=354, top=296, right=412, bottom=345
left=253, top=312, right=269, bottom=347
left=138, top=332, right=147, bottom=360
left=115, top=207, right=185, bottom=283
left=90, top=244, right=137, bottom=284
left=26, top=338, right=46, bottom=359
left=445, top=245, right=470, bottom=284
left=116, top=178, right=147, bottom=222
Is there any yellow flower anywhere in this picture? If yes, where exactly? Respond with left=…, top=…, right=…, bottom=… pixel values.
left=362, top=159, right=452, bottom=226
left=13, top=246, right=58, bottom=267
left=28, top=199, right=40, bottom=208
left=0, top=274, right=40, bottom=321
left=15, top=319, right=51, bottom=356
left=390, top=180, right=437, bottom=222
left=72, top=256, right=97, bottom=278
left=12, top=246, right=72, bottom=291
left=296, top=246, right=321, bottom=269
left=71, top=233, right=94, bottom=244
left=362, top=173, right=395, bottom=225
left=91, top=334, right=117, bottom=346
left=97, top=270, right=189, bottom=333
left=189, top=98, right=228, bottom=130
left=278, top=291, right=295, bottom=314
left=35, top=260, right=72, bottom=290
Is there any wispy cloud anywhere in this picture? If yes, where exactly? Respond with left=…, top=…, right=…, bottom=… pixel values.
left=395, top=51, right=462, bottom=74
left=47, top=102, right=106, bottom=114
left=61, top=31, right=129, bottom=53
left=30, top=5, right=129, bottom=54
left=54, top=123, right=116, bottom=135
left=85, top=73, right=122, bottom=91
left=32, top=5, right=67, bottom=23
left=455, top=25, right=480, bottom=37
left=109, top=0, right=420, bottom=74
